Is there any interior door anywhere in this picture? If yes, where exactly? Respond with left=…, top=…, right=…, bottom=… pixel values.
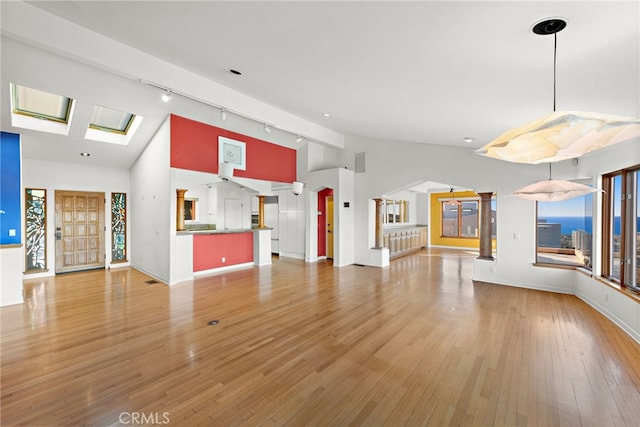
left=224, top=198, right=243, bottom=230
left=55, top=191, right=105, bottom=273
left=327, top=196, right=334, bottom=259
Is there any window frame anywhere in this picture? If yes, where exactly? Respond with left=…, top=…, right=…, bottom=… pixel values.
left=184, top=198, right=198, bottom=222
left=534, top=180, right=594, bottom=270
left=602, top=165, right=640, bottom=291
left=11, top=83, right=73, bottom=124
left=440, top=199, right=479, bottom=238
left=89, top=105, right=136, bottom=135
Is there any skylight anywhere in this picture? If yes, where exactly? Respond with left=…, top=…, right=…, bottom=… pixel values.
left=10, top=83, right=75, bottom=135
left=85, top=105, right=142, bottom=145
left=12, top=83, right=72, bottom=123
left=89, top=105, right=135, bottom=134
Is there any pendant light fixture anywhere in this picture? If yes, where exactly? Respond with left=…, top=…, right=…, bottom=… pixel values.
left=512, top=163, right=599, bottom=202
left=477, top=17, right=616, bottom=201
left=476, top=18, right=639, bottom=164
left=446, top=186, right=461, bottom=206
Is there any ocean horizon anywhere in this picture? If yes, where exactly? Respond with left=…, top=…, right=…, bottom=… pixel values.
left=539, top=216, right=636, bottom=235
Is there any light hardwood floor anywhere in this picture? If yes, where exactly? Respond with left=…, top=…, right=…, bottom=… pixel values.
left=2, top=248, right=640, bottom=426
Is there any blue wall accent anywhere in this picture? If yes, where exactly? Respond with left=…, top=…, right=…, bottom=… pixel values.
left=0, top=131, right=22, bottom=245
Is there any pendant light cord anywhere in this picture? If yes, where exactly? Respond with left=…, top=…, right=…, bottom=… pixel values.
left=553, top=32, right=557, bottom=112
left=547, top=32, right=558, bottom=181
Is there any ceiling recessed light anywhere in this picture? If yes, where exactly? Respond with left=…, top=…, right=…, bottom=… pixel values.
left=322, top=113, right=331, bottom=118
left=464, top=137, right=474, bottom=143
left=80, top=152, right=90, bottom=157
left=230, top=69, right=242, bottom=75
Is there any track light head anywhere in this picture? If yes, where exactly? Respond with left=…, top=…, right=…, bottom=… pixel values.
left=220, top=108, right=227, bottom=121
left=292, top=181, right=304, bottom=196
left=295, top=135, right=303, bottom=143
left=161, top=90, right=172, bottom=103
left=263, top=123, right=271, bottom=133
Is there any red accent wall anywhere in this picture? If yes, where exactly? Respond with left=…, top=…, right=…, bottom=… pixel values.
left=170, top=114, right=296, bottom=183
left=193, top=232, right=254, bottom=272
left=317, top=188, right=333, bottom=257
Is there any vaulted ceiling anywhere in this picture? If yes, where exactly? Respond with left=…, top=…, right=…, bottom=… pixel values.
left=1, top=1, right=638, bottom=169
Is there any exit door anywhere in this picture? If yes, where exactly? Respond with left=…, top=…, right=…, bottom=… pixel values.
left=55, top=191, right=105, bottom=273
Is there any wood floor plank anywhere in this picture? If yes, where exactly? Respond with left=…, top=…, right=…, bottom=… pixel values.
left=2, top=249, right=640, bottom=426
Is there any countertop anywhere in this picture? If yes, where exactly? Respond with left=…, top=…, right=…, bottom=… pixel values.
left=177, top=228, right=271, bottom=236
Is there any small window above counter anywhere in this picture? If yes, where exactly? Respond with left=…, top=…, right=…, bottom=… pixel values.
left=383, top=199, right=409, bottom=224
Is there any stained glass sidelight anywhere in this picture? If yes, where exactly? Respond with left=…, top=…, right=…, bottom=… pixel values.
left=111, top=192, right=127, bottom=262
left=25, top=188, right=47, bottom=271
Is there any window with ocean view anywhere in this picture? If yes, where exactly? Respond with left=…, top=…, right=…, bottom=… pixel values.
left=536, top=179, right=593, bottom=269
left=603, top=166, right=640, bottom=291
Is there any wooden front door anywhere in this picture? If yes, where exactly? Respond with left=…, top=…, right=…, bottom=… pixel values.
left=55, top=191, right=105, bottom=273
left=326, top=196, right=334, bottom=259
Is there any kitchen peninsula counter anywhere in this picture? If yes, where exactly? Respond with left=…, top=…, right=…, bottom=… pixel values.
left=175, top=228, right=272, bottom=277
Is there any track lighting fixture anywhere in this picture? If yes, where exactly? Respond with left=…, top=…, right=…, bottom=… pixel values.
left=218, top=162, right=234, bottom=181
left=292, top=181, right=304, bottom=196
left=141, top=80, right=314, bottom=145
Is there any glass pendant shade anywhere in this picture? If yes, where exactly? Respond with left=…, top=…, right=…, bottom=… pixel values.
left=512, top=179, right=598, bottom=202
left=477, top=111, right=640, bottom=164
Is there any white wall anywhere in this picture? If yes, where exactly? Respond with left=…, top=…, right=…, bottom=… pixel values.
left=303, top=167, right=355, bottom=267
left=276, top=189, right=306, bottom=260
left=1, top=247, right=23, bottom=306
left=215, top=182, right=253, bottom=231
left=574, top=272, right=640, bottom=343
left=131, top=117, right=172, bottom=283
left=416, top=192, right=428, bottom=226
left=21, top=158, right=130, bottom=278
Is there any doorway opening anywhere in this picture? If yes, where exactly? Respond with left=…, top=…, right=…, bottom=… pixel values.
left=317, top=188, right=334, bottom=259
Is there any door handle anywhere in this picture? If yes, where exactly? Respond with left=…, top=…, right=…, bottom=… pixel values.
left=55, top=227, right=62, bottom=240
